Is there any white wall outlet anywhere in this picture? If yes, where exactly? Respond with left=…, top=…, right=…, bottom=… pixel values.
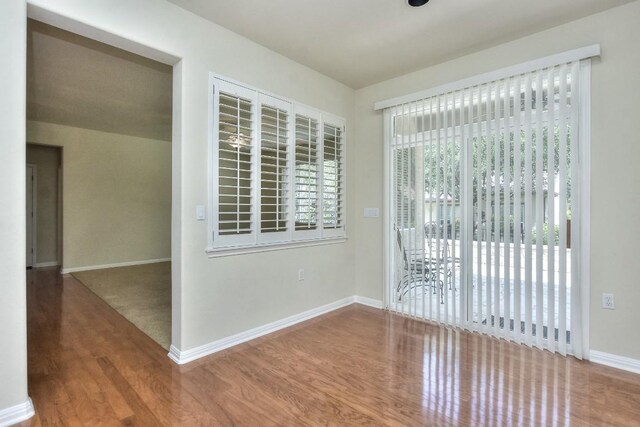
left=298, top=268, right=305, bottom=281
left=196, top=205, right=206, bottom=221
left=602, top=293, right=615, bottom=310
left=364, top=208, right=380, bottom=218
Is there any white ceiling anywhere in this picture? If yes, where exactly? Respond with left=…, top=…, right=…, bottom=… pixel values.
left=168, top=0, right=633, bottom=88
left=27, top=20, right=173, bottom=142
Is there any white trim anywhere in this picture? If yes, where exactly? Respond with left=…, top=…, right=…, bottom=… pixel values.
left=26, top=164, right=37, bottom=268
left=27, top=4, right=181, bottom=66
left=206, top=236, right=347, bottom=257
left=354, top=296, right=384, bottom=309
left=25, top=0, right=185, bottom=386
left=61, top=258, right=170, bottom=274
left=374, top=44, right=601, bottom=111
left=382, top=109, right=392, bottom=310
left=0, top=398, right=35, bottom=427
left=590, top=351, right=640, bottom=375
left=168, top=295, right=382, bottom=364
left=35, top=261, right=58, bottom=268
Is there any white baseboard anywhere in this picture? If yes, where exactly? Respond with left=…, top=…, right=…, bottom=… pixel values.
left=354, top=295, right=384, bottom=309
left=0, top=398, right=34, bottom=427
left=590, top=350, right=640, bottom=375
left=61, top=258, right=170, bottom=274
left=35, top=261, right=58, bottom=268
left=168, top=295, right=384, bottom=365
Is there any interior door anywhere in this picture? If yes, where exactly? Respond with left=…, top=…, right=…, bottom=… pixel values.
left=26, top=165, right=35, bottom=268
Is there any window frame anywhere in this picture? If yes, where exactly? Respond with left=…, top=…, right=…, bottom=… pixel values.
left=207, top=74, right=347, bottom=255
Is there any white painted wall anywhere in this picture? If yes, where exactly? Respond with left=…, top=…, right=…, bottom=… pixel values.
left=26, top=0, right=356, bottom=354
left=353, top=1, right=640, bottom=360
left=0, top=0, right=30, bottom=414
left=27, top=122, right=172, bottom=271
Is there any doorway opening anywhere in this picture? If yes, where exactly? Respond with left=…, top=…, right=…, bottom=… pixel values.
left=26, top=18, right=175, bottom=350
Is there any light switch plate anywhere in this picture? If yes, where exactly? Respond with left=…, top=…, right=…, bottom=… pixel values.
left=196, top=205, right=206, bottom=221
left=364, top=208, right=380, bottom=218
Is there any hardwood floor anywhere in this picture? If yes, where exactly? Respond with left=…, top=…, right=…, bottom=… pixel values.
left=18, top=268, right=640, bottom=426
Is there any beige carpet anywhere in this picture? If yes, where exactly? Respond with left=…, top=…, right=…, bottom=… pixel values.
left=72, top=262, right=171, bottom=349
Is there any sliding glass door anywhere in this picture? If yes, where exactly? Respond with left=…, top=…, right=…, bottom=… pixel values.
left=386, top=60, right=587, bottom=357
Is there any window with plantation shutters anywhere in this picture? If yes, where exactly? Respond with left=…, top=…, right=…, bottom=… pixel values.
left=209, top=76, right=347, bottom=252
left=322, top=119, right=345, bottom=235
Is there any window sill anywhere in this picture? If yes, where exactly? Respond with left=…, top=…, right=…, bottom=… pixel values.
left=205, top=236, right=348, bottom=258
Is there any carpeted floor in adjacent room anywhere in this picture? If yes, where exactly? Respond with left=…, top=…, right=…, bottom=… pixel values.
left=71, top=261, right=171, bottom=349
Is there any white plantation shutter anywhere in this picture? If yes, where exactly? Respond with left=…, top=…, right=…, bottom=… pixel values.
left=258, top=95, right=292, bottom=243
left=210, top=77, right=346, bottom=250
left=322, top=117, right=345, bottom=235
left=293, top=108, right=321, bottom=239
left=382, top=50, right=594, bottom=359
left=213, top=80, right=257, bottom=246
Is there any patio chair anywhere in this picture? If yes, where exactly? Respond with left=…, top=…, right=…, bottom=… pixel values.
left=424, top=223, right=460, bottom=291
left=395, top=226, right=444, bottom=304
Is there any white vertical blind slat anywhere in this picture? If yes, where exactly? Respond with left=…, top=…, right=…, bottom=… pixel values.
left=435, top=95, right=442, bottom=323
left=546, top=67, right=557, bottom=351
left=503, top=77, right=512, bottom=340
left=558, top=64, right=569, bottom=356
left=493, top=81, right=501, bottom=336
left=570, top=61, right=583, bottom=359
left=399, top=102, right=406, bottom=315
left=414, top=101, right=420, bottom=319
left=460, top=89, right=468, bottom=328
left=420, top=100, right=426, bottom=320
left=428, top=96, right=435, bottom=319
left=535, top=71, right=545, bottom=350
left=523, top=73, right=534, bottom=347
left=443, top=93, right=449, bottom=323
left=475, top=87, right=484, bottom=332
left=513, top=75, right=523, bottom=345
left=484, top=84, right=493, bottom=334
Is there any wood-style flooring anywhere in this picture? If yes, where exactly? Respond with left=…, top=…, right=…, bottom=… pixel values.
left=19, top=267, right=640, bottom=426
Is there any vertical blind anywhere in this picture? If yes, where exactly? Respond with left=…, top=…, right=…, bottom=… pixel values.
left=386, top=60, right=587, bottom=357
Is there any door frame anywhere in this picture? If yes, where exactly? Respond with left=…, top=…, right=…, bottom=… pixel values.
left=26, top=163, right=37, bottom=268
left=26, top=4, right=184, bottom=353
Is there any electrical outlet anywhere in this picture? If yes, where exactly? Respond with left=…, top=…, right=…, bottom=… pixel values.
left=298, top=269, right=305, bottom=281
left=602, top=293, right=615, bottom=310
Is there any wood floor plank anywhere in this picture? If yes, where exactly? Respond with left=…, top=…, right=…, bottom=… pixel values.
left=16, top=267, right=640, bottom=426
left=96, top=356, right=162, bottom=426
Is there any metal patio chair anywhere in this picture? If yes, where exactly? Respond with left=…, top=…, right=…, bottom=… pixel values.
left=395, top=226, right=445, bottom=304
